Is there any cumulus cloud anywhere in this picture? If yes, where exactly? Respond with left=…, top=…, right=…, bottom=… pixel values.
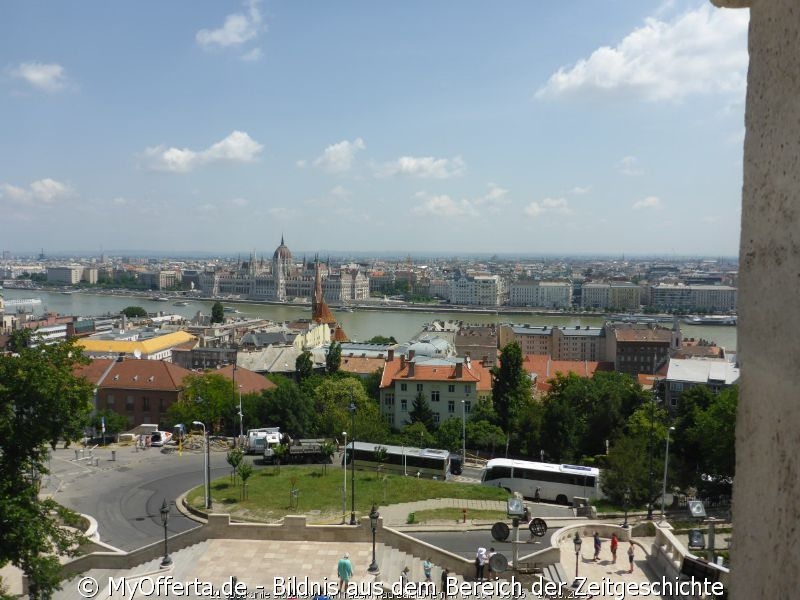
left=0, top=178, right=75, bottom=205
left=376, top=155, right=466, bottom=179
left=569, top=185, right=592, bottom=195
left=412, top=183, right=510, bottom=218
left=523, top=197, right=574, bottom=218
left=536, top=4, right=748, bottom=102
left=196, top=0, right=263, bottom=48
left=240, top=47, right=263, bottom=62
left=307, top=138, right=366, bottom=173
left=618, top=156, right=643, bottom=176
left=633, top=196, right=663, bottom=210
left=228, top=197, right=249, bottom=207
left=9, top=62, right=69, bottom=92
left=141, top=131, right=263, bottom=173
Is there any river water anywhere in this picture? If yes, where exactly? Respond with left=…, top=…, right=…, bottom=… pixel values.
left=2, top=288, right=738, bottom=351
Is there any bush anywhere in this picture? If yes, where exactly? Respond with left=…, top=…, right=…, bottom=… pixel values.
left=407, top=512, right=416, bottom=524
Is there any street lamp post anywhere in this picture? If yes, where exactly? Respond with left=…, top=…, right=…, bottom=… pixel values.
left=342, top=431, right=347, bottom=525
left=368, top=505, right=380, bottom=573
left=622, top=487, right=631, bottom=528
left=572, top=532, right=582, bottom=587
left=349, top=401, right=357, bottom=525
left=461, top=400, right=466, bottom=467
left=647, top=379, right=659, bottom=520
left=159, top=498, right=172, bottom=567
left=192, top=420, right=211, bottom=510
left=660, top=426, right=676, bottom=524
left=238, top=384, right=244, bottom=443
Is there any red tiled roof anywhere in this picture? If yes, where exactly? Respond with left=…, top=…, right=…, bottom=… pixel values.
left=380, top=356, right=492, bottom=392
left=215, top=364, right=277, bottom=394
left=339, top=355, right=386, bottom=376
left=615, top=329, right=672, bottom=343
left=76, top=358, right=193, bottom=392
left=332, top=325, right=349, bottom=342
left=522, top=354, right=612, bottom=393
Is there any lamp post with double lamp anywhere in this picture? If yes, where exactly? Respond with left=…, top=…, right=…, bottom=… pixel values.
left=660, top=426, right=676, bottom=524
left=349, top=401, right=357, bottom=525
left=159, top=498, right=172, bottom=567
left=572, top=532, right=582, bottom=588
left=341, top=431, right=347, bottom=525
left=368, top=504, right=380, bottom=574
left=237, top=384, right=244, bottom=444
left=192, top=420, right=211, bottom=510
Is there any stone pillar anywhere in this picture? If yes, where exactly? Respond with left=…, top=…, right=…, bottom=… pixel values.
left=710, top=1, right=800, bottom=597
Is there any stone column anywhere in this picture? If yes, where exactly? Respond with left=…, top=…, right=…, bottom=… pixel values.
left=710, top=0, right=800, bottom=597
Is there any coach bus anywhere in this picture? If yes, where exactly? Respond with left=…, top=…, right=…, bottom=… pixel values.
left=344, top=441, right=451, bottom=480
left=481, top=458, right=602, bottom=505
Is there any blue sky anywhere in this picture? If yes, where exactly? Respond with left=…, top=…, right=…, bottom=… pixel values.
left=0, top=1, right=748, bottom=257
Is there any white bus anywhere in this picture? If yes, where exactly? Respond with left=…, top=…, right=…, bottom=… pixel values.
left=481, top=458, right=602, bottom=505
left=344, top=441, right=452, bottom=480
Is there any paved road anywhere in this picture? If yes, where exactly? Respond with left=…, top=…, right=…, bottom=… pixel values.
left=411, top=527, right=556, bottom=560
left=47, top=445, right=230, bottom=551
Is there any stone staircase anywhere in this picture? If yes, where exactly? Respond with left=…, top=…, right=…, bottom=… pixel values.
left=371, top=543, right=462, bottom=590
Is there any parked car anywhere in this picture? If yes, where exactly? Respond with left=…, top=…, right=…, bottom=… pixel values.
left=150, top=431, right=173, bottom=447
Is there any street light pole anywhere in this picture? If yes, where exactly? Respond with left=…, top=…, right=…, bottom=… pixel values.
left=647, top=379, right=658, bottom=520
left=238, top=384, right=244, bottom=443
left=368, top=505, right=380, bottom=573
left=622, top=487, right=631, bottom=528
left=660, top=426, right=676, bottom=524
left=342, top=431, right=347, bottom=525
left=349, top=401, right=357, bottom=525
left=461, top=399, right=466, bottom=466
left=572, top=532, right=582, bottom=587
left=192, top=420, right=211, bottom=510
left=159, top=498, right=172, bottom=567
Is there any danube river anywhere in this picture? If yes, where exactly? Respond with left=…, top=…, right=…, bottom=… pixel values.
left=2, top=288, right=738, bottom=351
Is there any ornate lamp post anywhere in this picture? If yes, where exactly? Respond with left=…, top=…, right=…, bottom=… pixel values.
left=192, top=420, right=211, bottom=509
left=349, top=401, right=357, bottom=525
left=368, top=504, right=380, bottom=573
left=159, top=498, right=172, bottom=567
left=660, top=426, right=676, bottom=524
left=342, top=431, right=347, bottom=525
left=461, top=399, right=466, bottom=466
left=572, top=532, right=582, bottom=587
left=622, top=487, right=631, bottom=528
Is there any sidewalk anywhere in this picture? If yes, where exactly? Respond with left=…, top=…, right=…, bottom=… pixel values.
left=379, top=498, right=573, bottom=528
left=558, top=533, right=661, bottom=599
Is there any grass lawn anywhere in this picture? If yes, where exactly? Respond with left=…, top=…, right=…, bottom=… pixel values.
left=187, top=465, right=507, bottom=523
left=411, top=508, right=507, bottom=523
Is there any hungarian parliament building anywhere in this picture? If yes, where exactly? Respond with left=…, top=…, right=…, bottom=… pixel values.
left=196, top=237, right=370, bottom=303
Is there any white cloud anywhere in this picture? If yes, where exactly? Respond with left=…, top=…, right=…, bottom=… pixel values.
left=309, top=138, right=366, bottom=173
left=569, top=185, right=592, bottom=195
left=536, top=4, right=748, bottom=102
left=141, top=131, right=263, bottom=173
left=412, top=184, right=510, bottom=218
left=228, top=197, right=249, bottom=207
left=9, top=62, right=69, bottom=92
left=523, top=197, right=574, bottom=218
left=376, top=155, right=466, bottom=179
left=0, top=178, right=74, bottom=205
left=330, top=185, right=350, bottom=198
left=632, top=196, right=663, bottom=210
left=240, top=47, right=262, bottom=62
left=111, top=197, right=128, bottom=205
left=196, top=0, right=264, bottom=49
left=268, top=207, right=297, bottom=218
left=618, top=156, right=643, bottom=176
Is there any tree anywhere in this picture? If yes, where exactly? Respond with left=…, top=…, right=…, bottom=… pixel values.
left=601, top=435, right=652, bottom=506
left=272, top=444, right=287, bottom=474
left=366, top=335, right=397, bottom=344
left=257, top=376, right=316, bottom=437
left=326, top=341, right=342, bottom=374
left=466, top=420, right=506, bottom=456
left=90, top=409, right=128, bottom=441
left=211, top=301, right=225, bottom=324
left=167, top=373, right=236, bottom=434
left=237, top=461, right=253, bottom=500
left=434, top=418, right=463, bottom=453
left=319, top=441, right=336, bottom=475
left=403, top=421, right=436, bottom=449
left=408, top=391, right=436, bottom=430
left=226, top=448, right=244, bottom=485
left=313, top=378, right=388, bottom=443
left=491, top=342, right=532, bottom=441
left=0, top=338, right=94, bottom=598
left=295, top=350, right=314, bottom=383
left=361, top=368, right=383, bottom=402
left=121, top=306, right=147, bottom=318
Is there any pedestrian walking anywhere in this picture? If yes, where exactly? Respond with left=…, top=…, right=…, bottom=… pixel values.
left=422, top=557, right=433, bottom=582
left=337, top=553, right=353, bottom=596
left=627, top=542, right=635, bottom=573
left=534, top=487, right=541, bottom=503
left=593, top=532, right=602, bottom=561
left=475, top=546, right=488, bottom=580
left=610, top=533, right=619, bottom=564
left=400, top=566, right=410, bottom=590
left=440, top=567, right=450, bottom=598
left=487, top=547, right=497, bottom=579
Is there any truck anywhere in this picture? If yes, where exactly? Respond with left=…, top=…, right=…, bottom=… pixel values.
left=245, top=427, right=281, bottom=456
left=263, top=437, right=334, bottom=464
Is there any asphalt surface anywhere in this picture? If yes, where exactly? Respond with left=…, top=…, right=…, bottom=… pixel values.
left=410, top=528, right=556, bottom=561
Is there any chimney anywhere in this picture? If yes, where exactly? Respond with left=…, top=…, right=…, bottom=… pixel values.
left=455, top=361, right=463, bottom=378
left=400, top=354, right=405, bottom=369
left=408, top=361, right=415, bottom=377
left=408, top=349, right=416, bottom=360
left=387, top=348, right=394, bottom=362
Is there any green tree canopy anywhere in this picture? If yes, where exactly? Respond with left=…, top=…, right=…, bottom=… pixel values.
left=491, top=342, right=532, bottom=437
left=313, top=377, right=389, bottom=443
left=295, top=350, right=314, bottom=383
left=256, top=375, right=316, bottom=437
left=408, top=390, right=436, bottom=431
left=326, top=341, right=342, bottom=374
left=121, top=306, right=147, bottom=318
left=211, top=301, right=225, bottom=324
left=0, top=338, right=94, bottom=597
left=167, top=372, right=236, bottom=434
left=366, top=335, right=397, bottom=344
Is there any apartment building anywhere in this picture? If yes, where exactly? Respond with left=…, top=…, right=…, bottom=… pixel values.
left=663, top=357, right=739, bottom=410
left=508, top=280, right=572, bottom=308
left=649, top=284, right=737, bottom=312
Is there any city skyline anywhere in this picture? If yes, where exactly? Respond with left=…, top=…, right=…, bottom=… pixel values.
left=1, top=1, right=748, bottom=256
